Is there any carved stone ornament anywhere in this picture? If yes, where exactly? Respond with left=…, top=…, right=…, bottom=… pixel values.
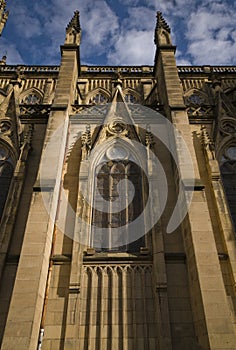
left=219, top=119, right=236, bottom=135
left=81, top=125, right=92, bottom=160
left=0, top=120, right=11, bottom=134
left=107, top=121, right=128, bottom=138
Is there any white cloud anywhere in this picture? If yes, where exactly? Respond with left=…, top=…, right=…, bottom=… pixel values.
left=145, top=0, right=193, bottom=17
left=2, top=0, right=236, bottom=66
left=188, top=38, right=236, bottom=65
left=187, top=10, right=234, bottom=41
left=33, top=0, right=119, bottom=62
left=118, top=0, right=140, bottom=6
left=176, top=58, right=192, bottom=65
left=124, top=7, right=156, bottom=31
left=186, top=1, right=236, bottom=65
left=82, top=1, right=119, bottom=55
left=176, top=49, right=191, bottom=65
left=107, top=29, right=155, bottom=65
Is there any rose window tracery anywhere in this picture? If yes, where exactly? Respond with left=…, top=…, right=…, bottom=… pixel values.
left=0, top=120, right=11, bottom=134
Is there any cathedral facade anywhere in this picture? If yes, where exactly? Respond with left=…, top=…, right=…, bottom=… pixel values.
left=0, top=6, right=236, bottom=350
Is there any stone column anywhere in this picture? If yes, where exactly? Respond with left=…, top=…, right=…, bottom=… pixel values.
left=1, top=40, right=80, bottom=350
left=154, top=23, right=236, bottom=349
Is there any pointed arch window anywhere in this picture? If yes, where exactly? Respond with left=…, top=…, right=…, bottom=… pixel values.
left=89, top=93, right=108, bottom=105
left=186, top=93, right=204, bottom=105
left=90, top=156, right=145, bottom=252
left=21, top=93, right=42, bottom=105
left=125, top=94, right=137, bottom=104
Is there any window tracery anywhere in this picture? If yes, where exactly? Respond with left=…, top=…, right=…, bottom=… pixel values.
left=125, top=93, right=137, bottom=104
left=91, top=157, right=145, bottom=252
left=186, top=93, right=204, bottom=105
left=21, top=93, right=41, bottom=105
left=185, top=91, right=212, bottom=119
left=89, top=93, right=108, bottom=105
left=0, top=120, right=11, bottom=133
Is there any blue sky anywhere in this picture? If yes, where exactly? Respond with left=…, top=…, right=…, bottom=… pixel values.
left=0, top=0, right=236, bottom=66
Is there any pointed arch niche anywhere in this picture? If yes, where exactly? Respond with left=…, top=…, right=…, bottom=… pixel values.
left=0, top=142, right=15, bottom=221
left=86, top=88, right=110, bottom=105
left=81, top=137, right=147, bottom=253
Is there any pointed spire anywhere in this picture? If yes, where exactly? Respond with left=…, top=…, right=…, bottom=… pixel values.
left=154, top=11, right=172, bottom=46
left=66, top=10, right=81, bottom=32
left=65, top=10, right=81, bottom=45
left=155, top=12, right=170, bottom=33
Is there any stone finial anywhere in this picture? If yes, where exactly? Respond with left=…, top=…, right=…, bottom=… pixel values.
left=65, top=10, right=81, bottom=45
left=0, top=54, right=6, bottom=65
left=154, top=11, right=172, bottom=46
left=0, top=0, right=8, bottom=36
left=200, top=125, right=215, bottom=160
left=145, top=125, right=155, bottom=148
left=81, top=124, right=91, bottom=160
left=156, top=12, right=170, bottom=33
left=66, top=10, right=81, bottom=32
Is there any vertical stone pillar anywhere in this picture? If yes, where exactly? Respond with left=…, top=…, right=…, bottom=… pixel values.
left=1, top=14, right=80, bottom=350
left=154, top=12, right=236, bottom=350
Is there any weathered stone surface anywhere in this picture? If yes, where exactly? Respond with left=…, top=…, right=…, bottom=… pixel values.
left=0, top=10, right=235, bottom=350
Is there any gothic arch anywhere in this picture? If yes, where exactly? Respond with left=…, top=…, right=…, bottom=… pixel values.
left=184, top=88, right=208, bottom=105
left=88, top=137, right=147, bottom=178
left=225, top=86, right=236, bottom=105
left=0, top=139, right=17, bottom=165
left=86, top=137, right=147, bottom=252
left=160, top=29, right=171, bottom=45
left=123, top=88, right=141, bottom=104
left=86, top=88, right=111, bottom=105
left=217, top=138, right=236, bottom=164
left=19, top=87, right=44, bottom=104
